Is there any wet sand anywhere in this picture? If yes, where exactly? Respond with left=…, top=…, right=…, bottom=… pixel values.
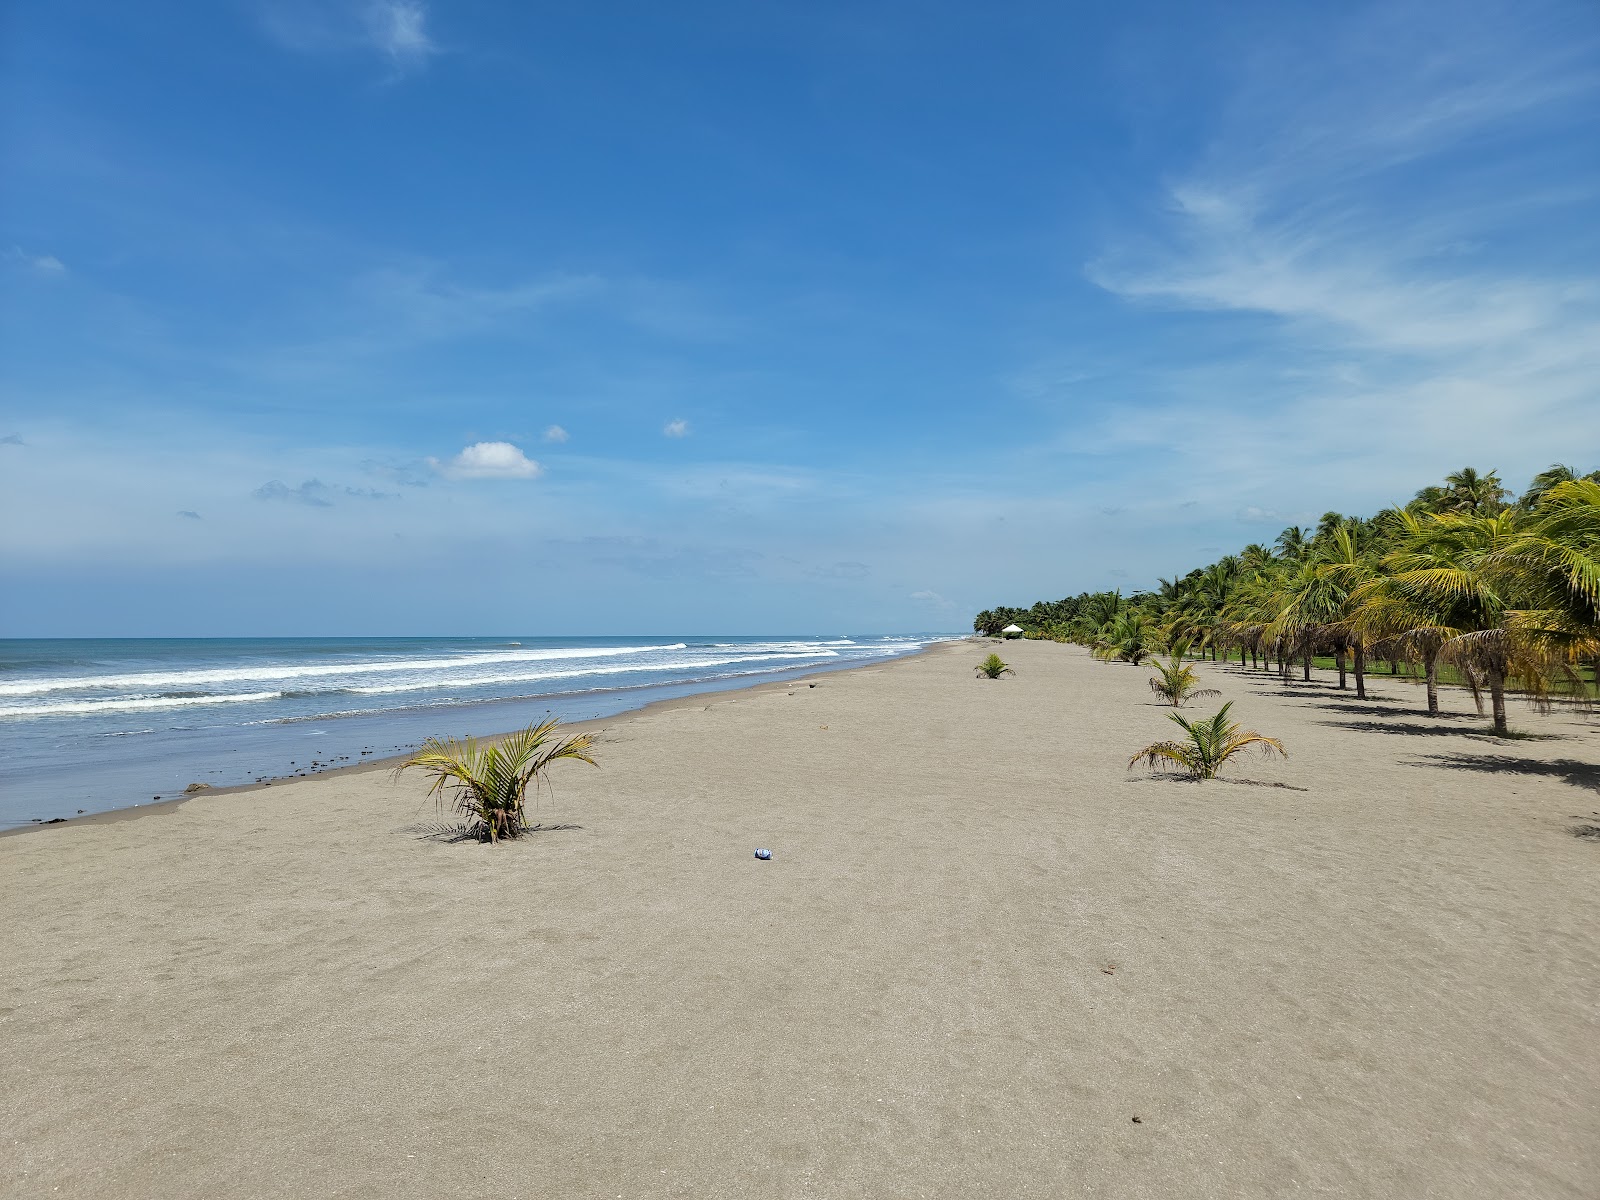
left=3, top=638, right=1596, bottom=1198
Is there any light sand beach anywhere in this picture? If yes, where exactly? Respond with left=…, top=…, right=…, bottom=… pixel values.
left=3, top=638, right=1596, bottom=1198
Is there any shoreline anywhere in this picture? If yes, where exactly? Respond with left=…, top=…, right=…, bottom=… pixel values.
left=3, top=637, right=972, bottom=839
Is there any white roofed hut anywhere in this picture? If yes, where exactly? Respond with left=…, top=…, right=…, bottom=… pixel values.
left=1001, top=624, right=1024, bottom=640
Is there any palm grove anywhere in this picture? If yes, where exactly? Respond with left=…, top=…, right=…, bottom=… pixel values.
left=973, top=466, right=1600, bottom=736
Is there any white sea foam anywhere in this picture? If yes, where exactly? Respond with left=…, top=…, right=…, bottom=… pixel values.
left=0, top=649, right=838, bottom=718
left=2, top=691, right=285, bottom=717
left=266, top=660, right=850, bottom=724
left=0, top=643, right=691, bottom=697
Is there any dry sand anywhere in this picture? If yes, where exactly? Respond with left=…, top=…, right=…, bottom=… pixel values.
left=3, top=638, right=1597, bottom=1199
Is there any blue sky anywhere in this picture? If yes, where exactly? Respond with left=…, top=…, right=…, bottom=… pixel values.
left=1, top=0, right=1597, bottom=635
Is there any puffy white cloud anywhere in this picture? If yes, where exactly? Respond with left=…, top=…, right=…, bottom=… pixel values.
left=662, top=418, right=689, bottom=438
left=434, top=441, right=542, bottom=480
left=543, top=424, right=569, bottom=443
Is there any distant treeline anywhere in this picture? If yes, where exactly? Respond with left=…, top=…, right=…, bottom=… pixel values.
left=973, top=465, right=1600, bottom=734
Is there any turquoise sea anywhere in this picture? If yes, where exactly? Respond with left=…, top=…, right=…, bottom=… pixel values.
left=0, top=634, right=957, bottom=827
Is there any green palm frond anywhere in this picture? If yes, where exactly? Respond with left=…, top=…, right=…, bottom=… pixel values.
left=1128, top=702, right=1286, bottom=780
left=1147, top=654, right=1221, bottom=706
left=975, top=653, right=1013, bottom=679
left=398, top=718, right=598, bottom=843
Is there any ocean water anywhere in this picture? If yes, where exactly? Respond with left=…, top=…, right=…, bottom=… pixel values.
left=0, top=634, right=957, bottom=828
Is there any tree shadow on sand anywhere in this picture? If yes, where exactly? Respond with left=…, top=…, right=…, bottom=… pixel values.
left=1313, top=718, right=1514, bottom=739
left=409, top=821, right=584, bottom=843
left=1403, top=753, right=1600, bottom=793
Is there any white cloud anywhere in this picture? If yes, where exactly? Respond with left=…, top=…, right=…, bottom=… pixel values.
left=663, top=418, right=689, bottom=438
left=257, top=1, right=438, bottom=72
left=6, top=247, right=65, bottom=275
left=1076, top=1, right=1600, bottom=509
left=910, top=589, right=956, bottom=609
left=543, top=424, right=569, bottom=443
left=433, top=441, right=542, bottom=480
left=365, top=1, right=436, bottom=68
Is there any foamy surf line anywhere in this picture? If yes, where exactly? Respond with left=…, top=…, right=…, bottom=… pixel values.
left=259, top=658, right=878, bottom=724
left=0, top=642, right=693, bottom=697
left=0, top=650, right=845, bottom=718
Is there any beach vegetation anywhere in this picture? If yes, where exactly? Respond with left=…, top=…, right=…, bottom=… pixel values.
left=975, top=652, right=1013, bottom=679
left=398, top=718, right=598, bottom=843
left=977, top=464, right=1600, bottom=736
left=1128, top=702, right=1286, bottom=780
left=1091, top=611, right=1158, bottom=664
left=1148, top=649, right=1221, bottom=706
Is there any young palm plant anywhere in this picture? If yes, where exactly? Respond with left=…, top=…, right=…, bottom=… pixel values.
left=975, top=652, right=1013, bottom=679
left=398, top=718, right=598, bottom=843
left=1147, top=647, right=1222, bottom=707
left=1128, top=702, right=1286, bottom=780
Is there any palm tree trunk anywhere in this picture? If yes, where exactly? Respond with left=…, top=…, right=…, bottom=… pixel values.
left=1389, top=656, right=1400, bottom=675
left=1353, top=640, right=1367, bottom=700
left=1490, top=668, right=1508, bottom=735
left=1425, top=651, right=1440, bottom=716
left=1335, top=645, right=1347, bottom=689
left=1302, top=644, right=1312, bottom=682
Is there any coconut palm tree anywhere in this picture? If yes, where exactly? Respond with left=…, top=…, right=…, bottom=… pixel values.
left=1241, top=543, right=1275, bottom=570
left=1275, top=526, right=1310, bottom=561
left=1315, top=524, right=1375, bottom=698
left=1442, top=467, right=1510, bottom=515
left=1360, top=508, right=1561, bottom=734
left=1148, top=648, right=1222, bottom=706
left=1495, top=478, right=1600, bottom=686
left=1264, top=557, right=1338, bottom=683
left=1352, top=510, right=1463, bottom=716
left=1092, top=610, right=1158, bottom=664
left=1517, top=464, right=1585, bottom=510
left=1128, top=702, right=1286, bottom=780
left=398, top=718, right=598, bottom=843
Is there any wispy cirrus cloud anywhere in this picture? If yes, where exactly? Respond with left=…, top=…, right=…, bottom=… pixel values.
left=257, top=1, right=439, bottom=74
left=1078, top=0, right=1600, bottom=506
left=5, top=247, right=66, bottom=275
left=254, top=478, right=398, bottom=505
left=365, top=1, right=435, bottom=68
